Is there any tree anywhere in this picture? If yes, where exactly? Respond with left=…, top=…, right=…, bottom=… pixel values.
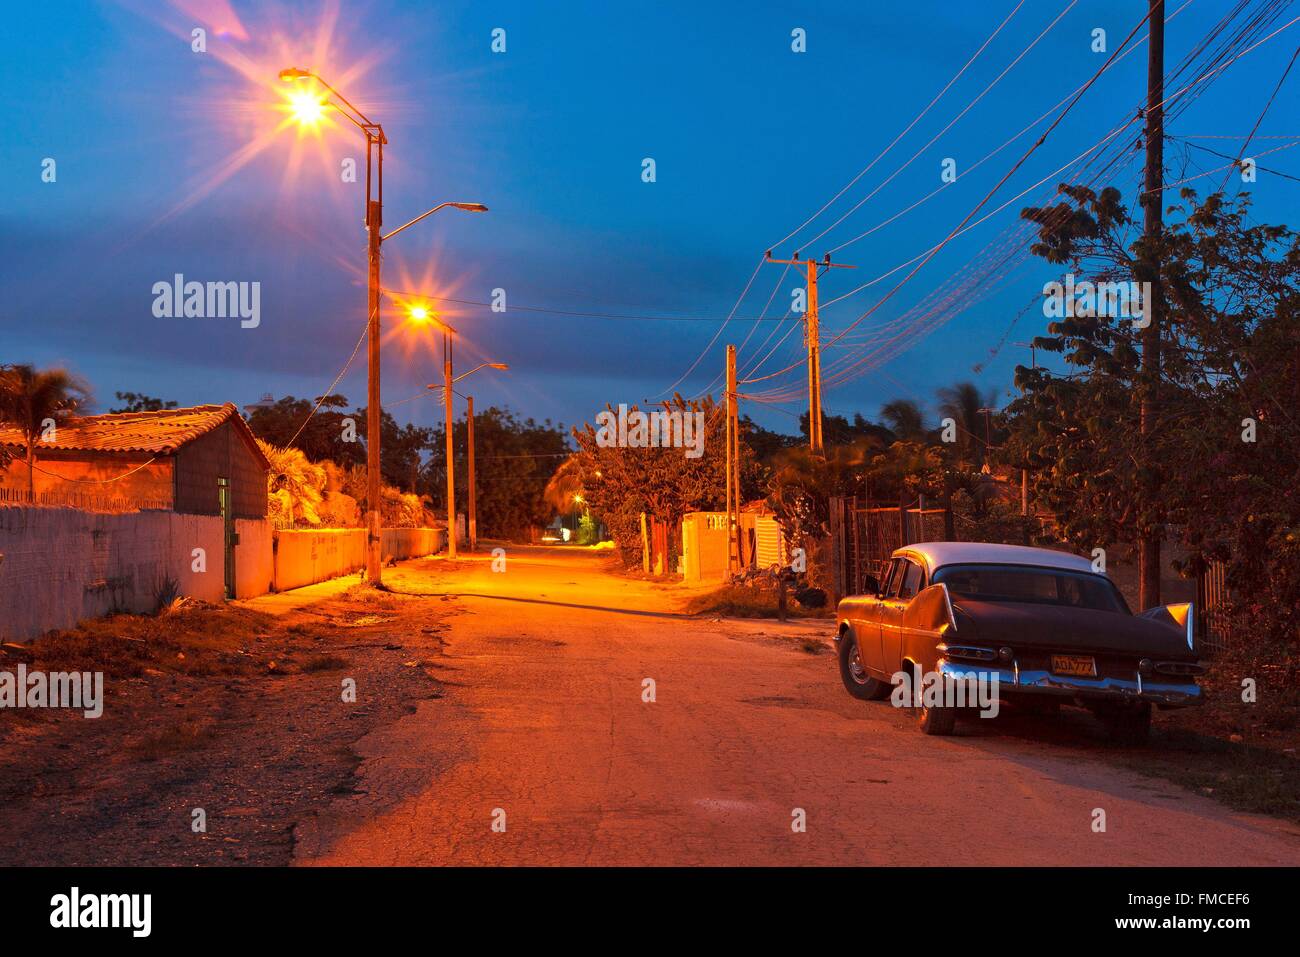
left=110, top=392, right=176, bottom=413
left=1004, top=185, right=1300, bottom=643
left=878, top=398, right=928, bottom=442
left=567, top=395, right=736, bottom=566
left=247, top=395, right=365, bottom=471
left=258, top=439, right=326, bottom=528
left=430, top=406, right=570, bottom=540
left=0, top=364, right=91, bottom=501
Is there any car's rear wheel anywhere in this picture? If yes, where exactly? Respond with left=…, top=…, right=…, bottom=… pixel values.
left=838, top=629, right=890, bottom=700
left=909, top=662, right=958, bottom=736
left=1096, top=701, right=1151, bottom=745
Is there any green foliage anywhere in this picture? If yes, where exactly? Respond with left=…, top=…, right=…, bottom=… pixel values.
left=1004, top=186, right=1300, bottom=643
left=575, top=512, right=599, bottom=545
left=110, top=392, right=177, bottom=414
left=248, top=395, right=365, bottom=473
left=566, top=395, right=736, bottom=565
left=427, top=406, right=570, bottom=540
left=258, top=439, right=326, bottom=529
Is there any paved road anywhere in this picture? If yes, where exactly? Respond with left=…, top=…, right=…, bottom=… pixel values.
left=294, top=546, right=1300, bottom=866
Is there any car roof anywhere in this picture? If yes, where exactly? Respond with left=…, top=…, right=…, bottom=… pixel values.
left=896, top=541, right=1096, bottom=575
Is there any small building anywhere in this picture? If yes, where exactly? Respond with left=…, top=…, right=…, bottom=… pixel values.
left=681, top=502, right=790, bottom=582
left=0, top=403, right=269, bottom=518
left=0, top=403, right=270, bottom=600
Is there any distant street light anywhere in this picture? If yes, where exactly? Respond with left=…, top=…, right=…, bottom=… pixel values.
left=278, top=65, right=486, bottom=584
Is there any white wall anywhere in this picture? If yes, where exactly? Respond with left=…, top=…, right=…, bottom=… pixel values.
left=0, top=507, right=239, bottom=641
left=0, top=509, right=444, bottom=641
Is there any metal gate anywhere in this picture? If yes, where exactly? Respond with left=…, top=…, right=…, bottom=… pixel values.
left=830, top=496, right=948, bottom=601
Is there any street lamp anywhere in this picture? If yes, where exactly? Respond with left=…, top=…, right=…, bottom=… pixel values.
left=278, top=66, right=487, bottom=584
left=426, top=358, right=508, bottom=556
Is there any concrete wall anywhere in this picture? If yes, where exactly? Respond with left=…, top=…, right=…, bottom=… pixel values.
left=272, top=529, right=366, bottom=592
left=382, top=526, right=444, bottom=561
left=0, top=509, right=444, bottom=641
left=271, top=526, right=445, bottom=591
left=234, top=518, right=274, bottom=599
left=0, top=506, right=229, bottom=641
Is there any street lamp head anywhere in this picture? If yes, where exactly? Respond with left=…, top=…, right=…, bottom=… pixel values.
left=287, top=88, right=326, bottom=126
left=450, top=202, right=489, bottom=213
left=488, top=363, right=509, bottom=370
left=407, top=305, right=432, bottom=324
left=278, top=67, right=312, bottom=82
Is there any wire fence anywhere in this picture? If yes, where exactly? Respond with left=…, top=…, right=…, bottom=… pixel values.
left=0, top=486, right=171, bottom=513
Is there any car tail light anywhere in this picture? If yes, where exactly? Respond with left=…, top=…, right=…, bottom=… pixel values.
left=938, top=643, right=996, bottom=662
left=1154, top=661, right=1206, bottom=676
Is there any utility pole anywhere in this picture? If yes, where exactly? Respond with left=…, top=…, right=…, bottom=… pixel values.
left=444, top=332, right=457, bottom=560
left=765, top=251, right=854, bottom=455
left=1139, top=0, right=1165, bottom=608
left=467, top=394, right=477, bottom=552
left=1013, top=340, right=1038, bottom=517
left=725, top=344, right=739, bottom=575
left=365, top=192, right=383, bottom=584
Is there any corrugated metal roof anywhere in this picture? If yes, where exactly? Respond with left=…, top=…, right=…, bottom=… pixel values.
left=0, top=403, right=269, bottom=468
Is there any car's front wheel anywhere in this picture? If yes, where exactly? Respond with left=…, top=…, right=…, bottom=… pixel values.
left=838, top=629, right=890, bottom=700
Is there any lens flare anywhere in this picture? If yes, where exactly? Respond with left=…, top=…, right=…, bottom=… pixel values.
left=286, top=88, right=326, bottom=127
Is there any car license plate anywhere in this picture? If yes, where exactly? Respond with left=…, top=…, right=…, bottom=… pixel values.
left=1051, top=655, right=1096, bottom=677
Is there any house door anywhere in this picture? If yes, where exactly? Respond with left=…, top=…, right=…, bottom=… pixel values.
left=218, top=477, right=235, bottom=599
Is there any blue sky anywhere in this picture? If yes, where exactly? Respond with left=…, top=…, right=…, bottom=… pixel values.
left=2, top=0, right=1298, bottom=438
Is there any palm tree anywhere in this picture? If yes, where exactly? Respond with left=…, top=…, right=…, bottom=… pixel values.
left=257, top=439, right=326, bottom=527
left=936, top=382, right=994, bottom=469
left=0, top=364, right=90, bottom=502
left=879, top=398, right=927, bottom=442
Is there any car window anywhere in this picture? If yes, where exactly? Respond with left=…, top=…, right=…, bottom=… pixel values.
left=896, top=559, right=923, bottom=600
left=881, top=558, right=902, bottom=596
left=932, top=564, right=1127, bottom=613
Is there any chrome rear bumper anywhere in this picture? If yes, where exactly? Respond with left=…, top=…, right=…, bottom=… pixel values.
left=937, top=659, right=1202, bottom=708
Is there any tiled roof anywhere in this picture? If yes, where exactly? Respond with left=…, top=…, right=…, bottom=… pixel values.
left=0, top=403, right=269, bottom=468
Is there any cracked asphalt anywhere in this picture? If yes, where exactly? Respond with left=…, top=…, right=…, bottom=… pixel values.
left=292, top=545, right=1300, bottom=866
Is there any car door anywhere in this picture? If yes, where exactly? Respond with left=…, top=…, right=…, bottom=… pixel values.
left=879, top=557, right=924, bottom=675
left=858, top=558, right=901, bottom=675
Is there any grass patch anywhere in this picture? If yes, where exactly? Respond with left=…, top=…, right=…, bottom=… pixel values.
left=130, top=720, right=216, bottom=761
left=683, top=584, right=829, bottom=619
left=301, top=654, right=349, bottom=673
left=1116, top=731, right=1300, bottom=823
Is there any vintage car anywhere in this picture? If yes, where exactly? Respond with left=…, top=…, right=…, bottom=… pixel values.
left=834, top=542, right=1204, bottom=740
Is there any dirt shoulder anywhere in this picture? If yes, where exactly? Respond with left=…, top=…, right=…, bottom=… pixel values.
left=0, top=574, right=450, bottom=866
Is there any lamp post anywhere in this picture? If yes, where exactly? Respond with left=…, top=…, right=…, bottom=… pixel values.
left=426, top=359, right=508, bottom=558
left=278, top=67, right=486, bottom=585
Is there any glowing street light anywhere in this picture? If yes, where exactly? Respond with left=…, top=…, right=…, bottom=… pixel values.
left=277, top=65, right=487, bottom=584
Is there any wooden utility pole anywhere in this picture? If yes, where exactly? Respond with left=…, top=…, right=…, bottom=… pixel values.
left=1013, top=340, right=1037, bottom=518
left=764, top=252, right=854, bottom=455
left=725, top=344, right=739, bottom=575
left=444, top=333, right=457, bottom=560
left=1139, top=0, right=1165, bottom=608
left=466, top=394, right=477, bottom=552
left=365, top=197, right=383, bottom=583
